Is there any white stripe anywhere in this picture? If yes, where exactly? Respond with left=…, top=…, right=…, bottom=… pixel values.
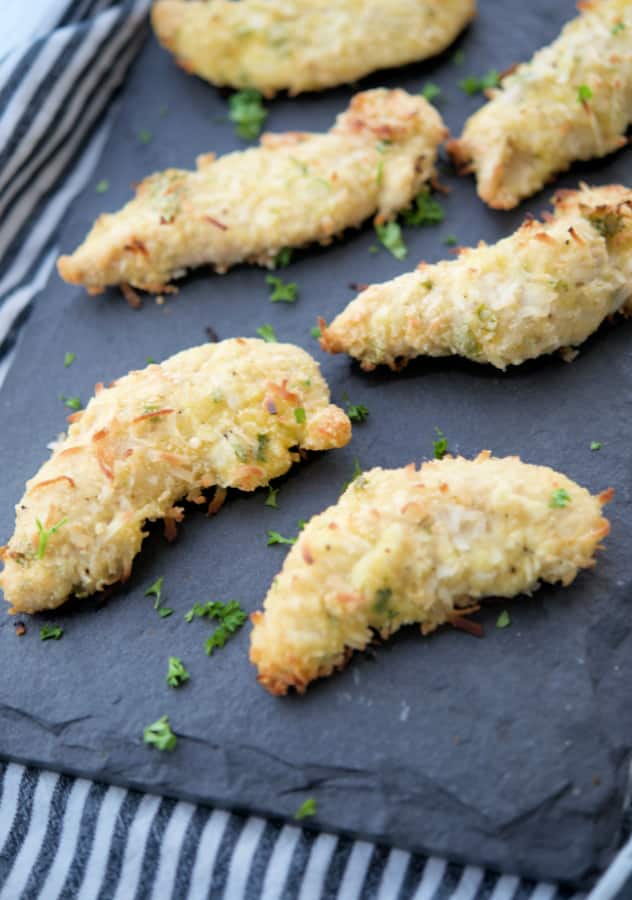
left=73, top=784, right=127, bottom=900
left=222, top=816, right=267, bottom=900
left=0, top=247, right=56, bottom=340
left=260, top=824, right=302, bottom=900
left=0, top=764, right=25, bottom=853
left=335, top=840, right=374, bottom=900
left=1, top=771, right=60, bottom=898
left=411, top=857, right=448, bottom=900
left=297, top=833, right=338, bottom=900
left=186, top=809, right=230, bottom=900
left=149, top=800, right=196, bottom=900
left=0, top=2, right=68, bottom=60
left=0, top=344, right=17, bottom=389
left=36, top=776, right=92, bottom=899
left=376, top=849, right=410, bottom=900
left=450, top=866, right=485, bottom=900
left=109, top=793, right=163, bottom=900
left=529, top=884, right=556, bottom=900
left=489, top=874, right=521, bottom=900
left=587, top=832, right=632, bottom=900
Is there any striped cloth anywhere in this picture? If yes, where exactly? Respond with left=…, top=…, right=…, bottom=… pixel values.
left=0, top=3, right=630, bottom=899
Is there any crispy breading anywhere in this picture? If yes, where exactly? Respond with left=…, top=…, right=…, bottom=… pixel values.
left=151, top=0, right=475, bottom=97
left=0, top=339, right=350, bottom=614
left=250, top=453, right=611, bottom=695
left=321, top=184, right=632, bottom=371
left=57, top=90, right=446, bottom=295
left=448, top=0, right=632, bottom=209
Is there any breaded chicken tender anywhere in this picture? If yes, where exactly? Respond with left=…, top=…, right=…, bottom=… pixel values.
left=448, top=0, right=632, bottom=209
left=0, top=339, right=350, bottom=614
left=151, top=0, right=475, bottom=97
left=321, top=184, right=632, bottom=371
left=57, top=89, right=446, bottom=295
left=250, top=453, right=612, bottom=695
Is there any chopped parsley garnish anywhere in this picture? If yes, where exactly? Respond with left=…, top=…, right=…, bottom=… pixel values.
left=376, top=157, right=384, bottom=187
left=612, top=22, right=626, bottom=34
left=342, top=393, right=369, bottom=423
left=310, top=324, right=322, bottom=339
left=273, top=247, right=293, bottom=269
left=550, top=488, right=571, bottom=508
left=401, top=188, right=444, bottom=227
left=166, top=656, right=190, bottom=688
left=145, top=576, right=164, bottom=609
left=228, top=89, right=267, bottom=140
left=420, top=82, right=441, bottom=102
left=60, top=395, right=82, bottom=411
left=138, top=128, right=153, bottom=144
left=577, top=84, right=593, bottom=104
left=158, top=608, right=174, bottom=618
left=443, top=234, right=458, bottom=246
left=459, top=70, right=500, bottom=95
left=265, top=486, right=279, bottom=508
left=256, top=433, right=269, bottom=462
left=203, top=600, right=247, bottom=655
left=143, top=715, right=176, bottom=751
left=375, top=221, right=407, bottom=260
left=374, top=587, right=393, bottom=616
left=496, top=610, right=511, bottom=629
left=63, top=352, right=76, bottom=368
left=342, top=457, right=364, bottom=492
left=590, top=441, right=602, bottom=451
left=294, top=407, right=306, bottom=424
left=294, top=798, right=317, bottom=820
left=95, top=179, right=109, bottom=194
left=40, top=624, right=63, bottom=641
left=432, top=427, right=448, bottom=460
left=588, top=209, right=623, bottom=239
left=36, top=517, right=68, bottom=559
left=146, top=356, right=156, bottom=364
left=256, top=324, right=277, bottom=343
left=452, top=49, right=466, bottom=66
left=267, top=275, right=298, bottom=303
left=267, top=530, right=296, bottom=546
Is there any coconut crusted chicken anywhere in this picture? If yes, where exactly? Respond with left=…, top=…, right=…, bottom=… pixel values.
left=151, top=0, right=475, bottom=97
left=250, top=453, right=612, bottom=695
left=0, top=339, right=350, bottom=614
left=57, top=89, right=446, bottom=296
left=448, top=0, right=632, bottom=209
left=321, top=183, right=632, bottom=371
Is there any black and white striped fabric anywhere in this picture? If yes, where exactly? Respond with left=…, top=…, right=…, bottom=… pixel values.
left=0, top=4, right=631, bottom=898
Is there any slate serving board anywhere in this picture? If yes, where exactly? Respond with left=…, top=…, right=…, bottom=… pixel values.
left=1, top=0, right=631, bottom=886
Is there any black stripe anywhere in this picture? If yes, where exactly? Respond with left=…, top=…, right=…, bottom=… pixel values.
left=321, top=835, right=355, bottom=899
left=171, top=806, right=210, bottom=899
left=133, top=796, right=178, bottom=900
left=57, top=0, right=110, bottom=28
left=95, top=788, right=144, bottom=900
left=243, top=819, right=281, bottom=898
left=399, top=852, right=429, bottom=900
left=278, top=827, right=317, bottom=900
left=357, top=844, right=391, bottom=899
left=207, top=814, right=246, bottom=900
left=0, top=763, right=6, bottom=808
left=0, top=766, right=38, bottom=889
left=20, top=773, right=75, bottom=898
left=57, top=780, right=108, bottom=900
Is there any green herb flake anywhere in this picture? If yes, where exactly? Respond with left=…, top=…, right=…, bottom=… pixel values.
left=577, top=84, right=593, bottom=104
left=550, top=488, right=571, bottom=508
left=342, top=393, right=369, bottom=423
left=267, top=275, right=298, bottom=303
left=145, top=576, right=164, bottom=610
left=433, top=427, right=448, bottom=460
left=273, top=247, right=293, bottom=269
left=342, top=457, right=364, bottom=492
left=63, top=352, right=77, bottom=369
left=256, top=324, right=277, bottom=343
left=310, top=324, right=322, bottom=339
left=138, top=128, right=153, bottom=145
left=590, top=441, right=602, bottom=451
left=588, top=209, right=623, bottom=239
left=166, top=656, right=190, bottom=688
left=452, top=49, right=466, bottom=66
left=267, top=530, right=296, bottom=546
left=146, top=356, right=156, bottom=365
left=158, top=608, right=174, bottom=618
left=60, top=395, right=82, bottom=411
left=612, top=22, right=626, bottom=34
left=374, top=587, right=393, bottom=616
left=294, top=797, right=317, bottom=820
left=265, top=486, right=279, bottom=508
left=228, top=89, right=268, bottom=140
left=376, top=157, right=384, bottom=187
left=421, top=82, right=441, bottom=102
left=143, top=715, right=177, bottom=751
left=203, top=600, right=247, bottom=656
left=375, top=221, right=407, bottom=260
left=36, top=517, right=68, bottom=560
left=443, top=234, right=458, bottom=246
left=294, top=407, right=306, bottom=424
left=401, top=188, right=444, bottom=227
left=459, top=69, right=500, bottom=95
left=40, top=624, right=63, bottom=641
left=95, top=179, right=109, bottom=194
left=496, top=610, right=511, bottom=629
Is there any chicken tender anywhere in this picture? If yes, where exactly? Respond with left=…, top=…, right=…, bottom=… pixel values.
left=250, top=453, right=611, bottom=695
left=448, top=0, right=632, bottom=209
left=321, top=183, right=632, bottom=371
left=151, top=0, right=475, bottom=97
left=57, top=89, right=446, bottom=295
left=0, top=339, right=351, bottom=614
